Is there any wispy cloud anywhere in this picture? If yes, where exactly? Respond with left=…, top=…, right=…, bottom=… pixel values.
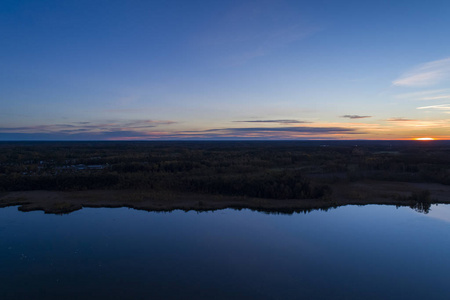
left=417, top=104, right=450, bottom=111
left=102, top=108, right=146, bottom=113
left=420, top=95, right=450, bottom=100
left=121, top=120, right=177, bottom=127
left=384, top=118, right=450, bottom=129
left=341, top=115, right=372, bottom=119
left=184, top=126, right=361, bottom=135
left=0, top=131, right=159, bottom=141
left=387, top=118, right=417, bottom=122
left=233, top=119, right=310, bottom=124
left=167, top=125, right=364, bottom=140
left=0, top=124, right=364, bottom=141
left=0, top=120, right=176, bottom=135
left=393, top=57, right=450, bottom=87
left=0, top=118, right=367, bottom=140
left=395, top=89, right=450, bottom=100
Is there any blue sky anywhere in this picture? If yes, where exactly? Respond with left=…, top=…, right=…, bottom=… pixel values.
left=1, top=0, right=450, bottom=140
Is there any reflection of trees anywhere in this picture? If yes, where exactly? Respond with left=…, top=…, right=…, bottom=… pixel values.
left=409, top=190, right=432, bottom=214
left=410, top=201, right=431, bottom=214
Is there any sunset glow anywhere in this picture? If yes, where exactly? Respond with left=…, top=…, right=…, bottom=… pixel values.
left=414, top=137, right=435, bottom=141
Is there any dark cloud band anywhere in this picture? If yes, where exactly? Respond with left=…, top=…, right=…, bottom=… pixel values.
left=341, top=115, right=371, bottom=119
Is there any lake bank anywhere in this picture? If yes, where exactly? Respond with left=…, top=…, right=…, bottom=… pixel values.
left=2, top=180, right=450, bottom=214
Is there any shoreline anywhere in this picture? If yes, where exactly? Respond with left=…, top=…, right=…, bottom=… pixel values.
left=2, top=180, right=450, bottom=214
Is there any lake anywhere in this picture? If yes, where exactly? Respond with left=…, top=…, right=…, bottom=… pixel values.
left=1, top=204, right=450, bottom=299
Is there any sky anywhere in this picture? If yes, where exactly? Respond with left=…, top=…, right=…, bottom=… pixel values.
left=1, top=0, right=450, bottom=140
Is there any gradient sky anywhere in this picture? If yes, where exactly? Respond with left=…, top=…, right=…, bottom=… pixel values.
left=2, top=0, right=450, bottom=140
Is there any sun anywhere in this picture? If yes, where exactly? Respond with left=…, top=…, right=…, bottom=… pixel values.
left=414, top=137, right=435, bottom=141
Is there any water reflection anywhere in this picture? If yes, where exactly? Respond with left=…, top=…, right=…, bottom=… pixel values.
left=410, top=201, right=431, bottom=214
left=1, top=205, right=450, bottom=299
left=6, top=201, right=440, bottom=216
left=422, top=204, right=450, bottom=223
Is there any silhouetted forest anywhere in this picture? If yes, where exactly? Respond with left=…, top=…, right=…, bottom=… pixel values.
left=1, top=141, right=449, bottom=200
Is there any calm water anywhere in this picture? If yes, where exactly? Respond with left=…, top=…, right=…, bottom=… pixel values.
left=1, top=205, right=450, bottom=300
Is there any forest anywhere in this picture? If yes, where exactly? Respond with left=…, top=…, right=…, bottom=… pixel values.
left=1, top=140, right=450, bottom=201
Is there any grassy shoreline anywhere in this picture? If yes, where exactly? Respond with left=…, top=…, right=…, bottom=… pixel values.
left=2, top=180, right=450, bottom=214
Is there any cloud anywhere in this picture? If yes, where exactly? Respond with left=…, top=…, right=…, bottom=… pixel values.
left=395, top=89, right=450, bottom=100
left=0, top=131, right=155, bottom=141
left=121, top=120, right=177, bottom=127
left=233, top=119, right=310, bottom=124
left=417, top=104, right=450, bottom=111
left=341, top=115, right=372, bottom=119
left=393, top=57, right=450, bottom=87
left=419, top=95, right=450, bottom=101
left=0, top=119, right=176, bottom=135
left=104, top=109, right=147, bottom=113
left=161, top=125, right=363, bottom=140
left=0, top=121, right=364, bottom=141
left=185, top=126, right=361, bottom=135
left=229, top=127, right=357, bottom=133
left=0, top=124, right=80, bottom=132
left=387, top=118, right=417, bottom=122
